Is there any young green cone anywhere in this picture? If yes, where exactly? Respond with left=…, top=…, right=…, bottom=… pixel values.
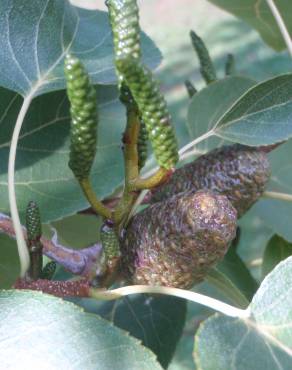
left=117, top=57, right=179, bottom=170
left=64, top=54, right=98, bottom=181
left=190, top=30, right=217, bottom=84
left=106, top=0, right=141, bottom=84
left=26, top=201, right=43, bottom=280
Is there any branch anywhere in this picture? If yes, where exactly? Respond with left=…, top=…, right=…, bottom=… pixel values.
left=0, top=213, right=102, bottom=277
left=89, top=285, right=251, bottom=318
left=263, top=190, right=292, bottom=202
left=266, top=0, right=292, bottom=58
left=8, top=93, right=36, bottom=277
left=14, top=278, right=91, bottom=298
left=79, top=178, right=112, bottom=219
left=14, top=278, right=251, bottom=319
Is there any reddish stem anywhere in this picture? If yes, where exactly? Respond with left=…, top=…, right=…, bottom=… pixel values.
left=14, top=278, right=91, bottom=298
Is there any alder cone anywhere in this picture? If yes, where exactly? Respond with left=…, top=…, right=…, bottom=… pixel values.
left=121, top=191, right=237, bottom=289
left=150, top=144, right=271, bottom=217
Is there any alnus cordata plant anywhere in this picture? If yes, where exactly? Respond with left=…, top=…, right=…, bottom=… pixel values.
left=61, top=0, right=271, bottom=290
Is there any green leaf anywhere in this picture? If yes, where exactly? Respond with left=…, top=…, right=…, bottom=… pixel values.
left=262, top=234, right=292, bottom=279
left=0, top=0, right=161, bottom=96
left=0, top=290, right=163, bottom=370
left=187, top=74, right=292, bottom=152
left=0, top=235, right=19, bottom=288
left=207, top=246, right=258, bottom=308
left=194, top=256, right=292, bottom=370
left=214, top=74, right=292, bottom=146
left=207, top=0, right=292, bottom=51
left=186, top=76, right=256, bottom=152
left=0, top=85, right=125, bottom=222
left=72, top=294, right=186, bottom=369
left=110, top=295, right=186, bottom=369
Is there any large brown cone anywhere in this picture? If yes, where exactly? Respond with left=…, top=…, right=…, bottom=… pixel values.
left=150, top=144, right=271, bottom=217
left=120, top=190, right=237, bottom=289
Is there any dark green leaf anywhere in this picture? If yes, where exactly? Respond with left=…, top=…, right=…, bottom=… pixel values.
left=111, top=295, right=186, bottom=369
left=207, top=246, right=258, bottom=307
left=0, top=290, right=163, bottom=370
left=207, top=0, right=292, bottom=51
left=0, top=0, right=161, bottom=96
left=194, top=256, right=292, bottom=370
left=72, top=294, right=186, bottom=369
left=262, top=234, right=292, bottom=279
left=0, top=85, right=125, bottom=222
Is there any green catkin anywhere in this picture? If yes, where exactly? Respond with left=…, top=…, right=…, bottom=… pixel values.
left=40, top=261, right=57, bottom=280
left=117, top=57, right=179, bottom=169
left=150, top=144, right=271, bottom=217
left=100, top=221, right=120, bottom=261
left=121, top=190, right=237, bottom=288
left=26, top=201, right=43, bottom=280
left=190, top=30, right=217, bottom=84
left=26, top=201, right=42, bottom=242
left=106, top=0, right=141, bottom=83
left=184, top=80, right=197, bottom=98
left=64, top=54, right=98, bottom=181
left=225, top=53, right=235, bottom=76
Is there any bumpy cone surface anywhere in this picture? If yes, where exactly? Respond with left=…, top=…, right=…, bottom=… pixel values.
left=121, top=190, right=237, bottom=289
left=150, top=144, right=271, bottom=217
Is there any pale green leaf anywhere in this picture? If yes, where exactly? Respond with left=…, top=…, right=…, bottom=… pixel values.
left=0, top=290, right=163, bottom=370
left=187, top=74, right=292, bottom=151
left=214, top=74, right=292, bottom=145
left=186, top=76, right=256, bottom=152
left=194, top=256, right=292, bottom=370
left=0, top=0, right=161, bottom=96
